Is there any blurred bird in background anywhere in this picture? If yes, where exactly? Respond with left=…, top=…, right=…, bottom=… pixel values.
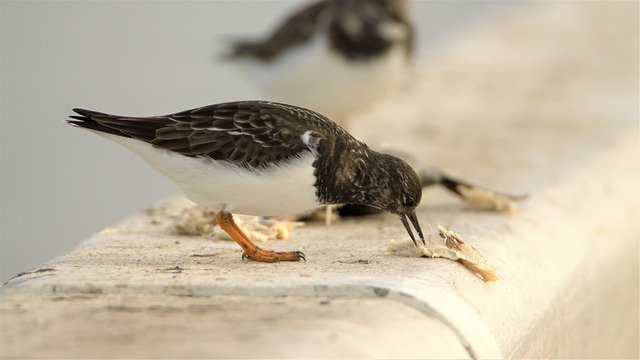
left=221, top=1, right=523, bottom=222
left=223, top=0, right=415, bottom=129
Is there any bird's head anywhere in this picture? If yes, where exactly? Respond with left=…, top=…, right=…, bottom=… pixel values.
left=367, top=154, right=425, bottom=246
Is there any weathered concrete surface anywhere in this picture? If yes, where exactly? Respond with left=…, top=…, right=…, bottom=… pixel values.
left=2, top=2, right=638, bottom=359
left=1, top=292, right=469, bottom=359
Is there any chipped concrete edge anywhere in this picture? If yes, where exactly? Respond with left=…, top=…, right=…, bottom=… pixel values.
left=1, top=275, right=501, bottom=359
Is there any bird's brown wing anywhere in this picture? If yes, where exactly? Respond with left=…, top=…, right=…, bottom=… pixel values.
left=68, top=101, right=336, bottom=168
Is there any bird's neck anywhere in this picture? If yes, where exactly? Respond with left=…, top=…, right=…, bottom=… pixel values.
left=313, top=142, right=389, bottom=207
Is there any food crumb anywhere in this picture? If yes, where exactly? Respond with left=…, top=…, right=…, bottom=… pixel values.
left=174, top=206, right=303, bottom=242
left=457, top=185, right=526, bottom=214
left=386, top=225, right=499, bottom=282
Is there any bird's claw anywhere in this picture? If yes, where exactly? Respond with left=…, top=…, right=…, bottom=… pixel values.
left=241, top=247, right=305, bottom=262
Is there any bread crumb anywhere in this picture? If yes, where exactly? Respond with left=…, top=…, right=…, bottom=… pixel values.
left=386, top=225, right=499, bottom=282
left=174, top=206, right=303, bottom=242
left=174, top=206, right=217, bottom=235
left=457, top=184, right=526, bottom=214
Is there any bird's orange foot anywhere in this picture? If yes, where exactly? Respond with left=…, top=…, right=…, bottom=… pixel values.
left=215, top=211, right=306, bottom=263
left=242, top=246, right=306, bottom=262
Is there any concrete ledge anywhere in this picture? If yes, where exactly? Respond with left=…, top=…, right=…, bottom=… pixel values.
left=2, top=2, right=638, bottom=359
left=1, top=292, right=470, bottom=359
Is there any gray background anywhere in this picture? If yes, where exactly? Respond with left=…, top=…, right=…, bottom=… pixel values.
left=1, top=1, right=504, bottom=283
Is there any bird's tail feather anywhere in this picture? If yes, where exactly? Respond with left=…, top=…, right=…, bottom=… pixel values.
left=66, top=108, right=126, bottom=137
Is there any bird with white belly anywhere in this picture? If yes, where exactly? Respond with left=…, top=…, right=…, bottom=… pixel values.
left=224, top=0, right=415, bottom=128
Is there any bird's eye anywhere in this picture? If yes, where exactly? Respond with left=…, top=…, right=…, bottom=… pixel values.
left=403, top=196, right=415, bottom=207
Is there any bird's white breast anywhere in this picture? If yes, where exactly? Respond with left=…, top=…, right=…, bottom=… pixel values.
left=95, top=132, right=321, bottom=216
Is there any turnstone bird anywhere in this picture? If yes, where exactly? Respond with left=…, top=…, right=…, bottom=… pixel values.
left=66, top=101, right=425, bottom=262
left=224, top=0, right=415, bottom=126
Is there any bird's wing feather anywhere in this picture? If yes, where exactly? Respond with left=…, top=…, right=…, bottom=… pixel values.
left=226, top=0, right=329, bottom=61
left=68, top=101, right=335, bottom=168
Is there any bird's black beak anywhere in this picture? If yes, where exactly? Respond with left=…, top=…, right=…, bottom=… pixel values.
left=400, top=212, right=425, bottom=247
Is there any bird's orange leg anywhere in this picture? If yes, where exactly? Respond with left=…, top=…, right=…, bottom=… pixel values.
left=215, top=211, right=305, bottom=262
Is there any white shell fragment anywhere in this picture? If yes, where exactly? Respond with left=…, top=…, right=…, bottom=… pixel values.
left=386, top=225, right=499, bottom=282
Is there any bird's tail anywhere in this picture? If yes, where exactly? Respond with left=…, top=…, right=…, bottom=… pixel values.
left=65, top=108, right=126, bottom=137
left=66, top=108, right=173, bottom=142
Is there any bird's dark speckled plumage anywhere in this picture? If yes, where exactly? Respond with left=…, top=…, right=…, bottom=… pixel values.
left=226, top=0, right=414, bottom=62
left=71, top=101, right=340, bottom=168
